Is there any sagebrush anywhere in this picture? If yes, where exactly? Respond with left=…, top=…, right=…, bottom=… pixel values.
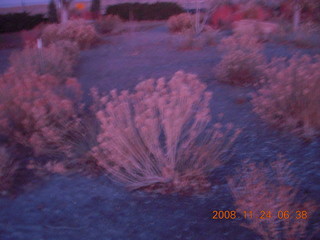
left=215, top=34, right=266, bottom=85
left=252, top=54, right=320, bottom=138
left=10, top=40, right=79, bottom=81
left=95, top=15, right=122, bottom=34
left=41, top=20, right=99, bottom=49
left=91, top=71, right=240, bottom=194
left=228, top=158, right=319, bottom=240
left=0, top=71, right=83, bottom=158
left=168, top=13, right=194, bottom=33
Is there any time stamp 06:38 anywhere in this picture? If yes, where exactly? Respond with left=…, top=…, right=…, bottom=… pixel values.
left=211, top=210, right=309, bottom=220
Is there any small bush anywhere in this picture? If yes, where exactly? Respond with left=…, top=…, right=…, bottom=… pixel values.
left=9, top=40, right=79, bottom=81
left=228, top=158, right=319, bottom=240
left=105, top=2, right=184, bottom=21
left=91, top=71, right=240, bottom=194
left=0, top=12, right=46, bottom=34
left=0, top=71, right=83, bottom=158
left=0, top=147, right=18, bottom=192
left=41, top=20, right=99, bottom=49
left=168, top=13, right=194, bottom=33
left=252, top=54, right=320, bottom=138
left=95, top=15, right=123, bottom=34
left=214, top=34, right=266, bottom=85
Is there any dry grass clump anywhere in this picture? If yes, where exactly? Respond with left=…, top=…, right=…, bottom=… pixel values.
left=214, top=34, right=266, bottom=85
left=9, top=40, right=79, bottom=81
left=228, top=158, right=319, bottom=240
left=0, top=147, right=18, bottom=192
left=41, top=20, right=99, bottom=49
left=95, top=15, right=123, bottom=34
left=252, top=54, right=320, bottom=138
left=168, top=13, right=194, bottom=33
left=0, top=70, right=83, bottom=158
left=91, top=71, right=240, bottom=194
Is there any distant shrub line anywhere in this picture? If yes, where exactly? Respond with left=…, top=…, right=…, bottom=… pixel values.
left=0, top=12, right=47, bottom=33
left=105, top=2, right=184, bottom=21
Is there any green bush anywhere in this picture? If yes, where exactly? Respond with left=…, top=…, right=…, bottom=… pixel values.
left=105, top=2, right=184, bottom=21
left=0, top=12, right=46, bottom=33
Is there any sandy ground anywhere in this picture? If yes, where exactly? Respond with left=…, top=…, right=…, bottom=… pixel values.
left=0, top=23, right=320, bottom=240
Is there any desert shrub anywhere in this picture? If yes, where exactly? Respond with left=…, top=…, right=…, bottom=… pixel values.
left=9, top=40, right=79, bottom=81
left=41, top=20, right=99, bottom=49
left=0, top=71, right=83, bottom=158
left=228, top=158, right=319, bottom=240
left=95, top=15, right=123, bottom=34
left=0, top=147, right=18, bottom=192
left=292, top=22, right=320, bottom=48
left=214, top=34, right=266, bottom=85
left=168, top=13, right=194, bottom=33
left=0, top=12, right=46, bottom=34
left=105, top=2, right=184, bottom=21
left=91, top=71, right=240, bottom=194
left=179, top=29, right=220, bottom=50
left=252, top=54, right=320, bottom=138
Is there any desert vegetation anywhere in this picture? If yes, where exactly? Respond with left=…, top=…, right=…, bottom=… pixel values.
left=215, top=34, right=266, bottom=85
left=252, top=54, right=320, bottom=138
left=91, top=71, right=240, bottom=193
left=229, top=157, right=319, bottom=240
left=0, top=0, right=319, bottom=239
left=41, top=19, right=99, bottom=49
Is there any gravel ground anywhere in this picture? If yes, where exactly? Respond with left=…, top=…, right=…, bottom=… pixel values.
left=0, top=22, right=320, bottom=240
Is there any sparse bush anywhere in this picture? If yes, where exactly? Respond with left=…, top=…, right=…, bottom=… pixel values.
left=9, top=40, right=79, bottom=81
left=0, top=147, right=18, bottom=192
left=214, top=34, right=266, bottom=85
left=41, top=20, right=99, bottom=49
left=91, top=71, right=240, bottom=194
left=168, top=13, right=194, bottom=33
left=95, top=15, right=123, bottom=34
left=228, top=158, right=319, bottom=240
left=252, top=54, right=320, bottom=138
left=0, top=71, right=83, bottom=158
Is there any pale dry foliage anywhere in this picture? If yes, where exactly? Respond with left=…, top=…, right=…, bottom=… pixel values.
left=232, top=20, right=280, bottom=40
left=91, top=71, right=240, bottom=194
left=0, top=71, right=83, bottom=158
left=9, top=40, right=79, bottom=81
left=252, top=54, right=320, bottom=138
left=0, top=147, right=18, bottom=192
left=41, top=20, right=99, bottom=49
left=228, top=158, right=319, bottom=240
left=95, top=15, right=123, bottom=34
left=215, top=34, right=266, bottom=85
left=168, top=13, right=194, bottom=33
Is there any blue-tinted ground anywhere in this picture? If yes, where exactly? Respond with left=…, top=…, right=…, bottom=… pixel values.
left=0, top=23, right=320, bottom=239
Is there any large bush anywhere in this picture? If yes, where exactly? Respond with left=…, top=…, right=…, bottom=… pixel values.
left=91, top=71, right=240, bottom=194
left=0, top=71, right=83, bottom=158
left=0, top=12, right=46, bottom=33
left=252, top=54, right=320, bottom=138
left=105, top=2, right=184, bottom=21
left=214, top=34, right=266, bottom=85
left=9, top=40, right=79, bottom=81
left=41, top=20, right=99, bottom=49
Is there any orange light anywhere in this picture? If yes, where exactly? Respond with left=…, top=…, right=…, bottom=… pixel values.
left=75, top=2, right=85, bottom=10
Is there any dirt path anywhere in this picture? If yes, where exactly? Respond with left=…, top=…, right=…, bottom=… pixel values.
left=0, top=23, right=320, bottom=240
